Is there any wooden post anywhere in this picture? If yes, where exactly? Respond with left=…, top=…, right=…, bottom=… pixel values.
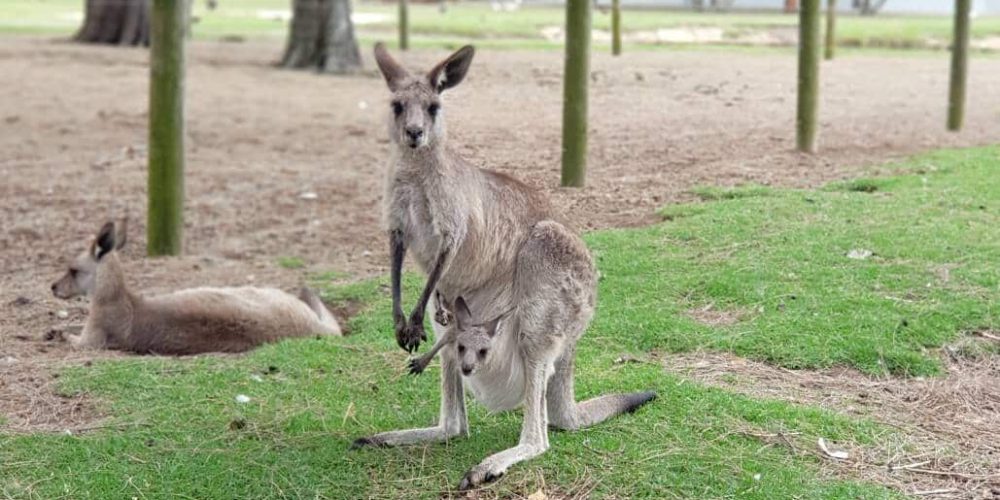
left=147, top=0, right=186, bottom=256
left=561, top=0, right=592, bottom=187
left=611, top=0, right=622, bottom=56
left=948, top=0, right=971, bottom=131
left=399, top=0, right=410, bottom=51
left=796, top=0, right=820, bottom=153
left=824, top=0, right=836, bottom=60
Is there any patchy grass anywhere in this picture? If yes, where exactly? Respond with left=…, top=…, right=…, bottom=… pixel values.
left=276, top=255, right=306, bottom=270
left=0, top=271, right=898, bottom=499
left=591, top=146, right=999, bottom=377
left=3, top=146, right=998, bottom=497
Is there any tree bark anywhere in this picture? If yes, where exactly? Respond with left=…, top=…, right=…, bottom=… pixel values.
left=796, top=0, right=820, bottom=153
left=399, top=0, right=410, bottom=51
left=561, top=0, right=591, bottom=187
left=147, top=0, right=186, bottom=256
left=825, top=0, right=836, bottom=60
left=611, top=0, right=621, bottom=56
left=75, top=0, right=151, bottom=46
left=948, top=0, right=971, bottom=131
left=280, top=0, right=362, bottom=74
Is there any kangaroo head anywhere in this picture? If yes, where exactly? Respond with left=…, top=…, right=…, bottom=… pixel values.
left=51, top=219, right=127, bottom=299
left=447, top=296, right=504, bottom=377
left=373, top=42, right=475, bottom=151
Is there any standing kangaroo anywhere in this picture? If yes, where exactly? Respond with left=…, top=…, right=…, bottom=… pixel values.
left=355, top=44, right=655, bottom=490
left=53, top=221, right=341, bottom=354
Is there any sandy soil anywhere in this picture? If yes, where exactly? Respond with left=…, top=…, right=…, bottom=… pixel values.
left=2, top=36, right=999, bottom=495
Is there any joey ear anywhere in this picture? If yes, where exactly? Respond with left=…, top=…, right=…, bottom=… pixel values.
left=427, top=45, right=474, bottom=94
left=94, top=222, right=116, bottom=260
left=114, top=217, right=128, bottom=250
left=484, top=316, right=501, bottom=338
left=454, top=296, right=472, bottom=326
left=373, top=42, right=409, bottom=92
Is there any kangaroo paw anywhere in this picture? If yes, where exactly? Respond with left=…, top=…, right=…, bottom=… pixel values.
left=458, top=466, right=504, bottom=491
left=407, top=357, right=428, bottom=375
left=350, top=436, right=386, bottom=450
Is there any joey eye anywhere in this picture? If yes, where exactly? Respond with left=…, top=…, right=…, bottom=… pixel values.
left=477, top=349, right=487, bottom=359
left=427, top=103, right=439, bottom=117
left=391, top=102, right=404, bottom=116
left=69, top=269, right=79, bottom=277
left=457, top=344, right=465, bottom=354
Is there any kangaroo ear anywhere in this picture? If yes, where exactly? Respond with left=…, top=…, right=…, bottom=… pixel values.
left=427, top=45, right=474, bottom=94
left=484, top=316, right=501, bottom=338
left=454, top=296, right=472, bottom=326
left=114, top=217, right=128, bottom=250
left=373, top=42, right=409, bottom=92
left=94, top=222, right=116, bottom=260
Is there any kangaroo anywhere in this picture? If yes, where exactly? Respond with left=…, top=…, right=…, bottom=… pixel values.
left=356, top=221, right=656, bottom=489
left=360, top=44, right=654, bottom=487
left=374, top=42, right=554, bottom=354
left=52, top=221, right=341, bottom=355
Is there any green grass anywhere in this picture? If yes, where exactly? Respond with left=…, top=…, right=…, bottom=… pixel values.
left=5, top=0, right=1000, bottom=52
left=597, top=147, right=999, bottom=377
left=3, top=146, right=998, bottom=497
left=0, top=278, right=897, bottom=499
left=276, top=256, right=306, bottom=270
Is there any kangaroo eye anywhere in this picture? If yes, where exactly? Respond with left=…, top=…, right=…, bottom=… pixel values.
left=457, top=344, right=465, bottom=354
left=427, top=103, right=439, bottom=117
left=69, top=268, right=79, bottom=277
left=477, top=349, right=487, bottom=359
left=391, top=101, right=404, bottom=116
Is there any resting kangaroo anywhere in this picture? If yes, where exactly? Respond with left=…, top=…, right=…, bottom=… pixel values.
left=51, top=221, right=341, bottom=354
left=355, top=44, right=656, bottom=490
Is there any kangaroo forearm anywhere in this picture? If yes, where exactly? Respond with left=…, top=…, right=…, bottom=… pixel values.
left=408, top=245, right=451, bottom=323
left=390, top=229, right=407, bottom=322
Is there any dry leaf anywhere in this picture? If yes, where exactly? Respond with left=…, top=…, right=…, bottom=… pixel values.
left=527, top=489, right=548, bottom=500
left=817, top=437, right=849, bottom=460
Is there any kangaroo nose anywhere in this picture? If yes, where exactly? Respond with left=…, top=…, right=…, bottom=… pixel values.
left=461, top=365, right=473, bottom=376
left=405, top=127, right=423, bottom=141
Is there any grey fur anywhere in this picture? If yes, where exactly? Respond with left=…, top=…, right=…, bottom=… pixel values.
left=358, top=45, right=655, bottom=490
left=54, top=221, right=341, bottom=355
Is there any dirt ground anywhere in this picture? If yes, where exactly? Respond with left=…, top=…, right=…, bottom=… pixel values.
left=2, top=37, right=999, bottom=495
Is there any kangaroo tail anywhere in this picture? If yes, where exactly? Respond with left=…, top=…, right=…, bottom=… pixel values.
left=298, top=287, right=342, bottom=336
left=574, top=391, right=657, bottom=428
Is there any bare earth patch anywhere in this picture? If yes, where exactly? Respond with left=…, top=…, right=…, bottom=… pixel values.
left=3, top=37, right=1000, bottom=494
left=662, top=344, right=1000, bottom=499
left=685, top=303, right=748, bottom=327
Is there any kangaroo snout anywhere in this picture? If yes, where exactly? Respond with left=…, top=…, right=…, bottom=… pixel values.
left=461, top=364, right=474, bottom=376
left=405, top=126, right=424, bottom=147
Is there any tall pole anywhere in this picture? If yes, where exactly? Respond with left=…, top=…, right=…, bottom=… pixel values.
left=796, top=0, right=820, bottom=153
left=611, top=0, right=622, bottom=56
left=948, top=0, right=971, bottom=131
left=824, top=0, right=836, bottom=60
left=147, top=0, right=186, bottom=256
left=399, top=0, right=410, bottom=51
left=561, top=0, right=592, bottom=187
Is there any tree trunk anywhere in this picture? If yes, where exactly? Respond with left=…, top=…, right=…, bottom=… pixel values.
left=75, top=0, right=151, bottom=46
left=280, top=0, right=362, bottom=74
left=948, top=0, right=971, bottom=131
left=399, top=0, right=410, bottom=51
left=561, top=0, right=591, bottom=187
left=825, top=0, right=836, bottom=60
left=147, top=0, right=186, bottom=256
left=611, top=0, right=621, bottom=56
left=796, top=0, right=820, bottom=153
